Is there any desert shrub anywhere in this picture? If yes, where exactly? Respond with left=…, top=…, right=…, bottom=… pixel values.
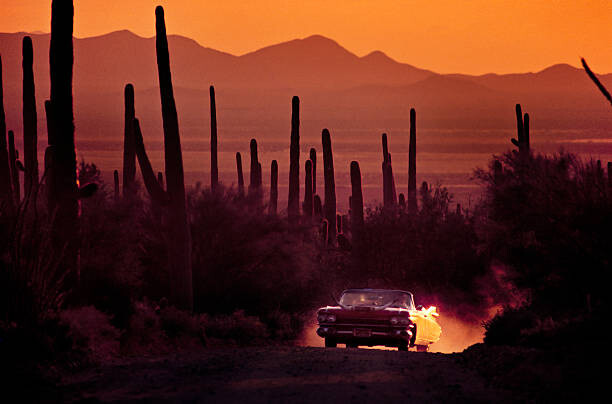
left=353, top=184, right=492, bottom=320
left=475, top=151, right=612, bottom=316
left=78, top=161, right=146, bottom=328
left=483, top=306, right=537, bottom=346
left=59, top=306, right=121, bottom=361
left=202, top=310, right=269, bottom=345
left=188, top=187, right=327, bottom=337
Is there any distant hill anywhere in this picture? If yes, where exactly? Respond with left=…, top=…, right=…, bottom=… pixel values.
left=1, top=30, right=612, bottom=145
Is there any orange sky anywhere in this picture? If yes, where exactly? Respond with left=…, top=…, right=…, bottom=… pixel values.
left=2, top=0, right=612, bottom=74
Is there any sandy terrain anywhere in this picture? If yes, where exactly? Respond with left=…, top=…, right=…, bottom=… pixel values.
left=57, top=346, right=511, bottom=403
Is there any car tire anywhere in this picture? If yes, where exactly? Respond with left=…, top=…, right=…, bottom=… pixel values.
left=398, top=343, right=408, bottom=352
left=324, top=338, right=337, bottom=348
left=346, top=342, right=359, bottom=348
left=416, top=345, right=429, bottom=352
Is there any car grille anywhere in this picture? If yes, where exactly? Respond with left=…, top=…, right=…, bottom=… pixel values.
left=335, top=318, right=391, bottom=326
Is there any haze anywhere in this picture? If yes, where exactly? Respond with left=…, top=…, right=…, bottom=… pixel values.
left=2, top=0, right=612, bottom=75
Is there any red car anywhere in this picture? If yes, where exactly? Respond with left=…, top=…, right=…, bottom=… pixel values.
left=316, top=289, right=441, bottom=351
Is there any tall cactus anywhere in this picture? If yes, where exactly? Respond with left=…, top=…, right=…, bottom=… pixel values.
left=210, top=85, right=218, bottom=191
left=123, top=84, right=136, bottom=196
left=313, top=194, right=322, bottom=217
left=158, top=171, right=164, bottom=190
left=236, top=152, right=244, bottom=196
left=8, top=131, right=20, bottom=204
left=310, top=148, right=317, bottom=195
left=269, top=160, right=278, bottom=215
left=388, top=154, right=397, bottom=204
left=381, top=133, right=397, bottom=208
left=113, top=169, right=119, bottom=201
left=22, top=36, right=38, bottom=194
left=511, top=104, right=530, bottom=154
left=48, top=0, right=80, bottom=284
left=0, top=55, right=13, bottom=209
left=303, top=159, right=313, bottom=218
left=288, top=96, right=300, bottom=223
left=322, top=129, right=336, bottom=244
left=408, top=108, right=417, bottom=213
left=524, top=113, right=530, bottom=151
left=155, top=5, right=192, bottom=310
left=249, top=138, right=262, bottom=198
left=350, top=161, right=364, bottom=243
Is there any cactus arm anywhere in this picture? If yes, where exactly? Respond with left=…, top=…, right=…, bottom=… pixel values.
left=133, top=118, right=169, bottom=205
left=581, top=58, right=612, bottom=108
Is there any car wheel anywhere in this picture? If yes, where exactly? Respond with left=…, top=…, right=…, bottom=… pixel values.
left=325, top=338, right=337, bottom=348
left=398, top=343, right=408, bottom=352
left=346, top=342, right=359, bottom=348
left=416, top=345, right=429, bottom=352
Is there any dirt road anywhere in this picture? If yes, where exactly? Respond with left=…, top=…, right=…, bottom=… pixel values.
left=58, top=346, right=511, bottom=403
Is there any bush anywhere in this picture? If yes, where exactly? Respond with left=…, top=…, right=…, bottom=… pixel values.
left=352, top=184, right=494, bottom=321
left=475, top=151, right=612, bottom=317
left=202, top=310, right=269, bottom=346
left=483, top=306, right=537, bottom=346
left=188, top=187, right=328, bottom=336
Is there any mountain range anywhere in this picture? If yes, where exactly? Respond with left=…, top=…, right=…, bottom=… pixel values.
left=1, top=30, right=612, bottom=146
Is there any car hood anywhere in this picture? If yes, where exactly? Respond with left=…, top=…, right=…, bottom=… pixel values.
left=318, top=305, right=411, bottom=321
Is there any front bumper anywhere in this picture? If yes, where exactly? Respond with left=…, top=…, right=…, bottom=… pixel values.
left=317, top=323, right=413, bottom=347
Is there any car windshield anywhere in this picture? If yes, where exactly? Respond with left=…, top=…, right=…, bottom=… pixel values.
left=339, top=291, right=413, bottom=309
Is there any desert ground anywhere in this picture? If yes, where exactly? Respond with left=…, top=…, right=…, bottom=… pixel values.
left=55, top=346, right=510, bottom=403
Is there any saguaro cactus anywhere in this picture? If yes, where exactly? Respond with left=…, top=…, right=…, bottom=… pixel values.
left=288, top=96, right=300, bottom=223
left=320, top=219, right=329, bottom=246
left=350, top=161, right=364, bottom=243
left=303, top=159, right=313, bottom=218
left=310, top=148, right=317, bottom=195
left=158, top=171, right=164, bottom=190
left=313, top=195, right=322, bottom=217
left=113, top=169, right=119, bottom=201
left=381, top=133, right=397, bottom=208
left=22, top=36, right=38, bottom=194
left=0, top=55, right=13, bottom=208
left=155, top=5, right=192, bottom=310
left=269, top=160, right=278, bottom=215
left=123, top=84, right=136, bottom=196
left=236, top=152, right=244, bottom=196
left=249, top=138, right=262, bottom=198
left=210, top=85, right=218, bottom=191
left=398, top=193, right=406, bottom=210
left=322, top=129, right=336, bottom=244
left=511, top=104, right=530, bottom=154
left=48, top=1, right=80, bottom=276
left=8, top=131, right=20, bottom=204
left=408, top=108, right=417, bottom=213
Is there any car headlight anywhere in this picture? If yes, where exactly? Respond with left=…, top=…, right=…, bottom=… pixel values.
left=327, top=314, right=336, bottom=323
left=399, top=318, right=410, bottom=325
left=390, top=317, right=399, bottom=325
left=317, top=314, right=327, bottom=323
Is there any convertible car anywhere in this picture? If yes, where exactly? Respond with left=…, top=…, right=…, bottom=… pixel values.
left=316, top=289, right=441, bottom=351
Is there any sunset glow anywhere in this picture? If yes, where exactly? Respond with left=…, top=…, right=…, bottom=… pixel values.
left=2, top=0, right=612, bottom=74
